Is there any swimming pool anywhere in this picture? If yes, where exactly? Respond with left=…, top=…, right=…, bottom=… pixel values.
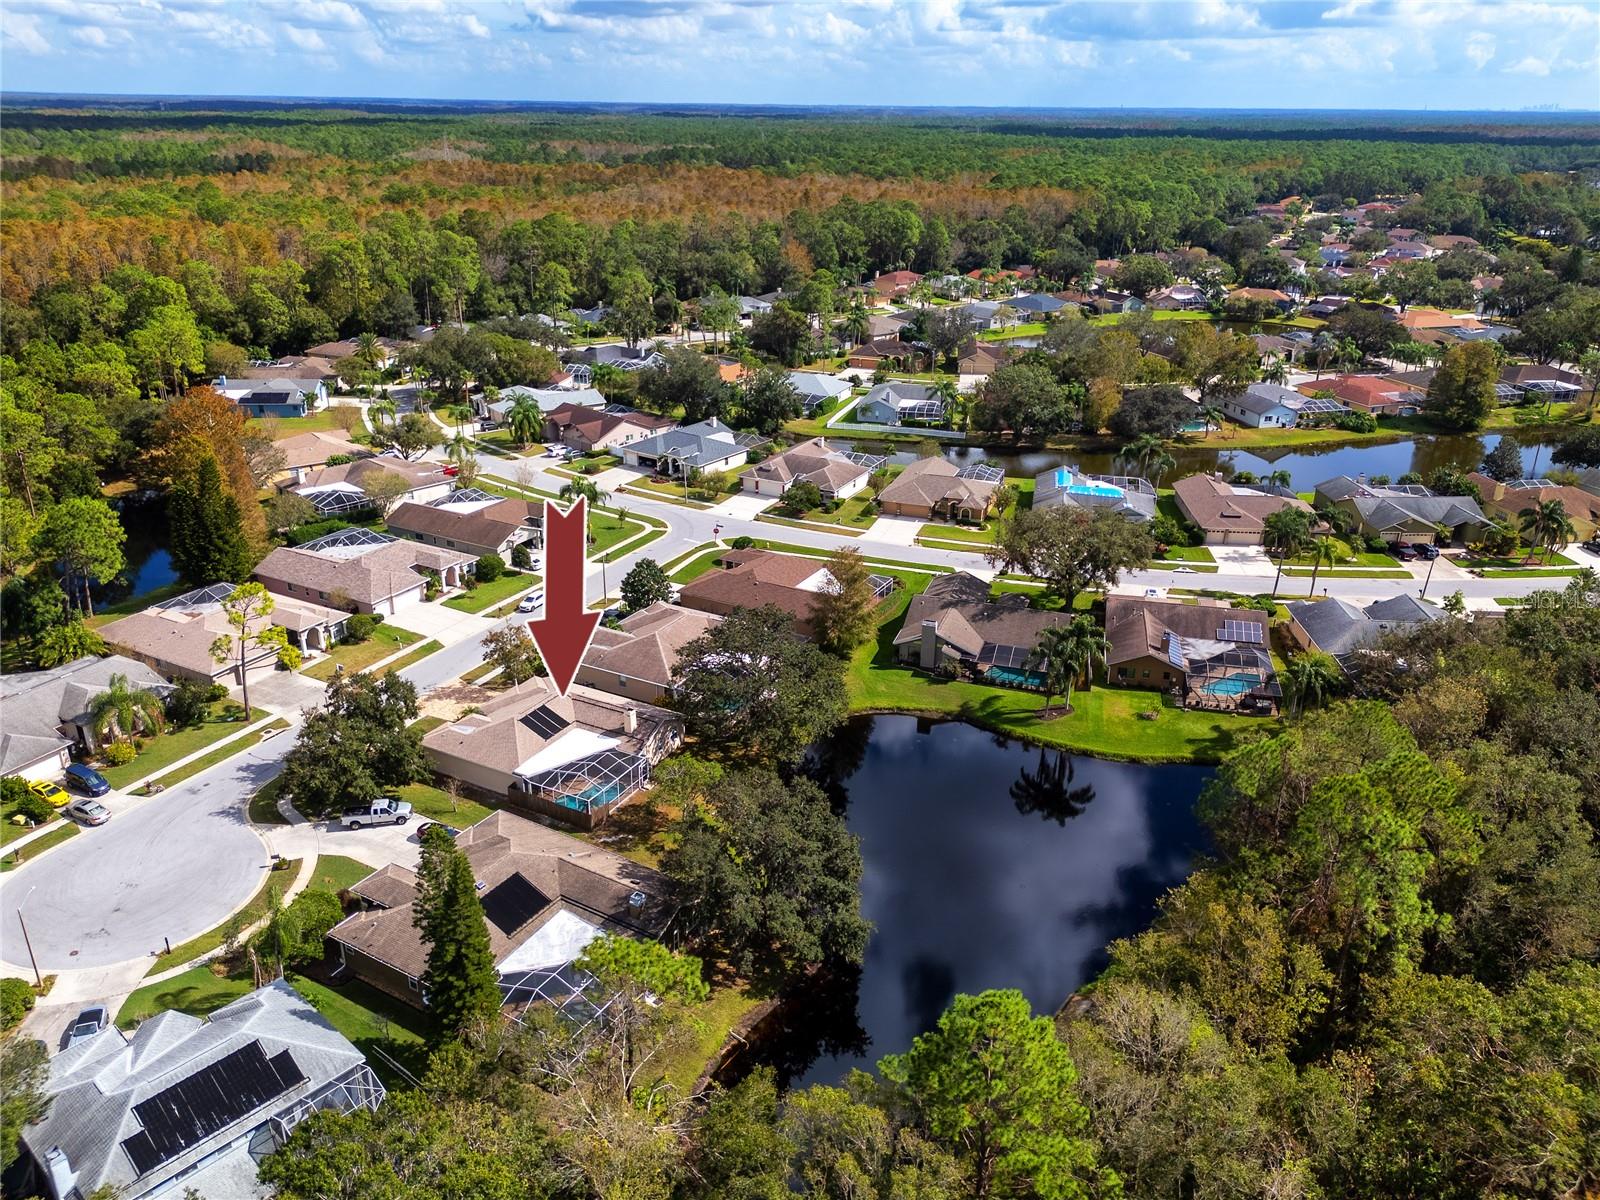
left=985, top=665, right=1045, bottom=689
left=1201, top=672, right=1261, bottom=697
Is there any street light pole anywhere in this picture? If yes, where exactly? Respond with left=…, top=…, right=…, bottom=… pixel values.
left=1419, top=551, right=1438, bottom=600
left=17, top=886, right=42, bottom=988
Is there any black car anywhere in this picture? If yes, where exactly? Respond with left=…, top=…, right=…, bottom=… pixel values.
left=1409, top=543, right=1440, bottom=560
left=63, top=763, right=110, bottom=796
left=1392, top=544, right=1418, bottom=561
left=416, top=821, right=461, bottom=842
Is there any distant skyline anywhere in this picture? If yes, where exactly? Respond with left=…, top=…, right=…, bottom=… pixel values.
left=3, top=1, right=1598, bottom=112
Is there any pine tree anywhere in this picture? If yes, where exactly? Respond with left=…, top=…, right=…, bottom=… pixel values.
left=168, top=454, right=252, bottom=585
left=412, top=828, right=502, bottom=1045
left=810, top=546, right=879, bottom=657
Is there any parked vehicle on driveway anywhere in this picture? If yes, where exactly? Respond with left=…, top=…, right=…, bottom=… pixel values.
left=1409, top=542, right=1440, bottom=560
left=516, top=588, right=546, bottom=613
left=28, top=780, right=70, bottom=808
left=1393, top=544, right=1419, bottom=561
left=416, top=821, right=460, bottom=842
left=60, top=1006, right=108, bottom=1050
left=65, top=798, right=111, bottom=826
left=63, top=764, right=110, bottom=796
left=341, top=798, right=413, bottom=829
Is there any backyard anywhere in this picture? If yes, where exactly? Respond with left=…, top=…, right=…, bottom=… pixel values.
left=99, top=701, right=267, bottom=789
left=304, top=623, right=423, bottom=681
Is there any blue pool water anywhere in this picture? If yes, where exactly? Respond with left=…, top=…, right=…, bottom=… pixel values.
left=1202, top=672, right=1260, bottom=697
left=1050, top=467, right=1123, bottom=498
left=985, top=665, right=1044, bottom=688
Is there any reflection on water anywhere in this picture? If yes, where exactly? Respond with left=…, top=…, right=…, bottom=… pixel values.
left=739, top=715, right=1212, bottom=1089
left=94, top=497, right=178, bottom=606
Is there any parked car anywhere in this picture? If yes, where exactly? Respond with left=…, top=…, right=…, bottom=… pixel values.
left=65, top=798, right=110, bottom=826
left=516, top=588, right=547, bottom=613
left=1172, top=566, right=1197, bottom=574
left=59, top=1006, right=108, bottom=1050
left=1392, top=544, right=1419, bottom=561
left=28, top=780, right=70, bottom=808
left=416, top=821, right=461, bottom=842
left=63, top=764, right=110, bottom=796
left=341, top=798, right=413, bottom=829
left=1409, top=543, right=1440, bottom=560
left=1583, top=538, right=1600, bottom=555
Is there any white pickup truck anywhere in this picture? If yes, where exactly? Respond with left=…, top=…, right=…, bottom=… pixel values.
left=341, top=798, right=413, bottom=829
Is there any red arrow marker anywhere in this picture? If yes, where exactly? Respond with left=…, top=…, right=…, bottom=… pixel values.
left=525, top=498, right=600, bottom=697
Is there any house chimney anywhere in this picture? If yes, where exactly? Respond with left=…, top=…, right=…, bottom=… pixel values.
left=624, top=706, right=637, bottom=734
left=919, top=619, right=939, bottom=671
left=44, top=1147, right=77, bottom=1199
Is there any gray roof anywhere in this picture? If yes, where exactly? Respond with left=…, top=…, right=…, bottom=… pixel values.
left=1316, top=476, right=1486, bottom=530
left=786, top=371, right=852, bottom=402
left=1230, top=382, right=1308, bottom=416
left=0, top=656, right=173, bottom=775
left=21, top=981, right=379, bottom=1200
left=625, top=418, right=747, bottom=464
left=1287, top=594, right=1442, bottom=658
left=1001, top=292, right=1067, bottom=313
left=488, top=386, right=605, bottom=417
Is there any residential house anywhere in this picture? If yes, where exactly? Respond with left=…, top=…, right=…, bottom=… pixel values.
left=1301, top=374, right=1426, bottom=417
left=421, top=683, right=682, bottom=828
left=19, top=981, right=383, bottom=1200
left=290, top=456, right=452, bottom=517
left=956, top=300, right=1011, bottom=330
left=845, top=336, right=926, bottom=372
left=577, top=603, right=722, bottom=703
left=274, top=431, right=367, bottom=485
left=1318, top=245, right=1352, bottom=267
left=1032, top=467, right=1157, bottom=521
left=1172, top=473, right=1316, bottom=544
left=1313, top=476, right=1487, bottom=544
left=570, top=343, right=668, bottom=372
left=891, top=571, right=1072, bottom=687
left=734, top=295, right=772, bottom=321
left=1285, top=595, right=1444, bottom=668
left=1000, top=292, right=1067, bottom=317
left=621, top=418, right=755, bottom=478
left=254, top=528, right=474, bottom=614
left=234, top=356, right=341, bottom=387
left=1387, top=240, right=1434, bottom=261
left=715, top=357, right=747, bottom=385
left=1147, top=283, right=1209, bottom=311
left=214, top=376, right=327, bottom=419
left=386, top=489, right=543, bottom=558
left=1104, top=594, right=1279, bottom=712
left=1221, top=381, right=1347, bottom=429
left=676, top=548, right=895, bottom=638
left=569, top=303, right=611, bottom=326
left=304, top=338, right=401, bottom=368
left=1429, top=234, right=1481, bottom=253
left=957, top=340, right=1016, bottom=377
left=871, top=270, right=923, bottom=300
left=877, top=457, right=1000, bottom=522
left=741, top=438, right=871, bottom=500
left=0, top=656, right=173, bottom=781
left=1225, top=287, right=1296, bottom=315
left=542, top=403, right=675, bottom=453
left=100, top=582, right=348, bottom=686
left=482, top=384, right=606, bottom=422
left=1467, top=473, right=1600, bottom=542
left=855, top=381, right=946, bottom=426
left=787, top=371, right=852, bottom=415
left=866, top=312, right=911, bottom=339
left=1499, top=363, right=1586, bottom=404
left=327, top=811, right=672, bottom=1009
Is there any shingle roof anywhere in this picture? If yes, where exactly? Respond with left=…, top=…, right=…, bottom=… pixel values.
left=743, top=438, right=868, bottom=494
left=99, top=585, right=343, bottom=678
left=1286, top=595, right=1442, bottom=657
left=273, top=431, right=366, bottom=471
left=1171, top=473, right=1313, bottom=536
left=625, top=418, right=745, bottom=464
left=584, top=603, right=722, bottom=687
left=1104, top=595, right=1262, bottom=668
left=677, top=550, right=833, bottom=627
left=892, top=572, right=1071, bottom=660
left=878, top=457, right=998, bottom=510
left=254, top=534, right=473, bottom=608
left=0, top=656, right=173, bottom=775
left=384, top=496, right=540, bottom=552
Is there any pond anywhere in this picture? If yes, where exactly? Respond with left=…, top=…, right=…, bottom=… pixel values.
left=94, top=496, right=178, bottom=607
left=834, top=432, right=1561, bottom=495
left=737, top=716, right=1213, bottom=1089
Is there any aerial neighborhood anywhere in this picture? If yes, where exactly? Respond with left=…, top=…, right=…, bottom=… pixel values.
left=1, top=76, right=1598, bottom=1200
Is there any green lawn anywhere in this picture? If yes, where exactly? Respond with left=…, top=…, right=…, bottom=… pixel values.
left=598, top=525, right=668, bottom=563
left=660, top=983, right=765, bottom=1095
left=442, top=570, right=543, bottom=613
left=1280, top=567, right=1410, bottom=578
left=99, top=702, right=267, bottom=789
left=304, top=624, right=422, bottom=681
left=85, top=580, right=193, bottom=629
left=118, top=966, right=250, bottom=1027
left=408, top=716, right=448, bottom=736
left=248, top=777, right=290, bottom=825
left=1160, top=545, right=1217, bottom=563
left=0, top=822, right=78, bottom=871
left=670, top=549, right=728, bottom=583
left=589, top=510, right=647, bottom=555
left=309, top=854, right=377, bottom=892
left=846, top=577, right=1270, bottom=763
left=917, top=522, right=996, bottom=544
left=766, top=492, right=879, bottom=530
left=248, top=407, right=367, bottom=438
left=746, top=537, right=954, bottom=575
left=1459, top=551, right=1578, bottom=569
left=136, top=718, right=291, bottom=795
left=475, top=430, right=542, bottom=456
left=145, top=859, right=302, bottom=976
left=977, top=322, right=1047, bottom=341
left=375, top=640, right=443, bottom=676
left=1, top=793, right=62, bottom=846
left=392, top=782, right=497, bottom=827
left=1478, top=566, right=1582, bottom=578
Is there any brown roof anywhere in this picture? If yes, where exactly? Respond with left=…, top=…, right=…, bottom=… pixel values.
left=677, top=550, right=832, bottom=629
left=99, top=587, right=343, bottom=677
left=1229, top=288, right=1293, bottom=303
left=238, top=356, right=339, bottom=381
left=385, top=497, right=540, bottom=551
left=274, top=431, right=367, bottom=471
left=1395, top=308, right=1482, bottom=331
left=585, top=603, right=722, bottom=686
left=328, top=810, right=672, bottom=980
left=1171, top=473, right=1313, bottom=537
left=1468, top=473, right=1600, bottom=526
left=743, top=438, right=869, bottom=494
left=1104, top=595, right=1248, bottom=667
left=849, top=336, right=919, bottom=360
left=545, top=404, right=673, bottom=443
left=349, top=863, right=417, bottom=908
left=254, top=536, right=473, bottom=608
left=1499, top=363, right=1583, bottom=387
left=878, top=457, right=998, bottom=511
left=892, top=572, right=1071, bottom=659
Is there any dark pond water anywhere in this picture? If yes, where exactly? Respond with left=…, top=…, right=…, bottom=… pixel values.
left=742, top=716, right=1212, bottom=1089
left=94, top=497, right=178, bottom=606
left=834, top=433, right=1559, bottom=494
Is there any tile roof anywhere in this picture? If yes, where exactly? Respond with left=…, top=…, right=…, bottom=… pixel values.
left=584, top=603, right=723, bottom=687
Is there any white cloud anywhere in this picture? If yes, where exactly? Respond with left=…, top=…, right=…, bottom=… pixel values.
left=6, top=11, right=53, bottom=52
left=1464, top=32, right=1495, bottom=69
left=1505, top=54, right=1552, bottom=75
left=283, top=25, right=328, bottom=51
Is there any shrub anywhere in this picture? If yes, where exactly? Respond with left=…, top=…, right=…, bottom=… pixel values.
left=1, top=775, right=31, bottom=811
left=1364, top=534, right=1389, bottom=554
left=476, top=553, right=506, bottom=583
left=1148, top=514, right=1184, bottom=546
left=581, top=462, right=599, bottom=475
left=286, top=518, right=355, bottom=546
left=164, top=678, right=216, bottom=729
left=325, top=453, right=354, bottom=466
left=277, top=645, right=304, bottom=671
left=14, top=793, right=54, bottom=824
left=510, top=543, right=533, bottom=570
left=730, top=535, right=755, bottom=550
left=101, top=740, right=138, bottom=767
left=0, top=977, right=35, bottom=1030
left=345, top=613, right=377, bottom=643
left=1333, top=410, right=1378, bottom=433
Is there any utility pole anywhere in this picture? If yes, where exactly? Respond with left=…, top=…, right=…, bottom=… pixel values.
left=17, top=887, right=42, bottom=988
left=1419, top=551, right=1438, bottom=601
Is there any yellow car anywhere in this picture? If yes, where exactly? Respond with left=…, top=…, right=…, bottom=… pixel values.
left=28, top=780, right=71, bottom=808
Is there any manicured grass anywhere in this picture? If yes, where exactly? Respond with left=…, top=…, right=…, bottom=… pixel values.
left=475, top=430, right=543, bottom=456
left=758, top=512, right=864, bottom=536
left=746, top=537, right=954, bottom=575
left=767, top=492, right=879, bottom=530
left=408, top=716, right=448, bottom=736
left=660, top=983, right=764, bottom=1095
left=1478, top=566, right=1582, bottom=578
left=670, top=549, right=728, bottom=583
left=1087, top=310, right=1212, bottom=325
left=1459, top=551, right=1578, bottom=569
left=1280, top=567, right=1411, bottom=578
left=917, top=522, right=996, bottom=544
left=1160, top=545, right=1217, bottom=563
left=589, top=510, right=647, bottom=555
left=288, top=972, right=429, bottom=1085
left=1493, top=597, right=1529, bottom=606
left=620, top=482, right=718, bottom=509
left=977, top=322, right=1048, bottom=341
left=310, top=854, right=377, bottom=893
left=99, top=703, right=267, bottom=789
left=304, top=624, right=423, bottom=681
left=0, top=822, right=79, bottom=871
left=460, top=661, right=500, bottom=684
left=136, top=718, right=291, bottom=795
left=1149, top=561, right=1221, bottom=573
left=118, top=966, right=251, bottom=1027
left=248, top=407, right=367, bottom=438
left=84, top=580, right=192, bottom=629
left=1, top=811, right=59, bottom=848
left=392, top=782, right=497, bottom=827
left=145, top=859, right=302, bottom=976
left=847, top=577, right=1269, bottom=763
left=248, top=777, right=290, bottom=825
left=442, top=570, right=542, bottom=613
left=598, top=525, right=669, bottom=563
left=375, top=640, right=443, bottom=676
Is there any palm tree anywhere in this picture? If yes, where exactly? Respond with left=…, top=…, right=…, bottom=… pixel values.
left=559, top=477, right=609, bottom=509
left=355, top=331, right=382, bottom=370
left=1200, top=404, right=1224, bottom=440
left=1304, top=533, right=1339, bottom=596
left=1281, top=651, right=1342, bottom=717
left=1119, top=432, right=1165, bottom=481
left=843, top=299, right=871, bottom=347
left=446, top=432, right=478, bottom=486
left=1263, top=507, right=1314, bottom=598
left=1147, top=448, right=1177, bottom=488
left=1266, top=469, right=1293, bottom=490
left=369, top=396, right=397, bottom=429
left=507, top=395, right=543, bottom=448
left=90, top=673, right=165, bottom=745
left=1026, top=616, right=1110, bottom=716
left=1260, top=357, right=1288, bottom=385
left=929, top=377, right=962, bottom=428
left=590, top=362, right=627, bottom=399
left=445, top=403, right=473, bottom=434
left=1519, top=498, right=1576, bottom=565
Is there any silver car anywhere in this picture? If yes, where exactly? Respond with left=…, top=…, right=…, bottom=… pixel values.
left=65, top=798, right=110, bottom=826
left=61, top=1005, right=108, bottom=1049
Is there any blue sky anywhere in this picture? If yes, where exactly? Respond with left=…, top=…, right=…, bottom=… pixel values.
left=3, top=0, right=1597, bottom=111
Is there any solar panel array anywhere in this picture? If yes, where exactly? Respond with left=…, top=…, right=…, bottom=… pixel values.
left=519, top=705, right=570, bottom=740
left=1217, top=619, right=1265, bottom=644
left=479, top=873, right=551, bottom=936
left=121, top=1042, right=306, bottom=1176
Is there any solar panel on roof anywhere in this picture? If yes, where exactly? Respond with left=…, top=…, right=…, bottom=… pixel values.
left=1218, top=619, right=1264, bottom=644
left=121, top=1041, right=306, bottom=1176
left=480, top=872, right=550, bottom=936
left=519, top=704, right=570, bottom=739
